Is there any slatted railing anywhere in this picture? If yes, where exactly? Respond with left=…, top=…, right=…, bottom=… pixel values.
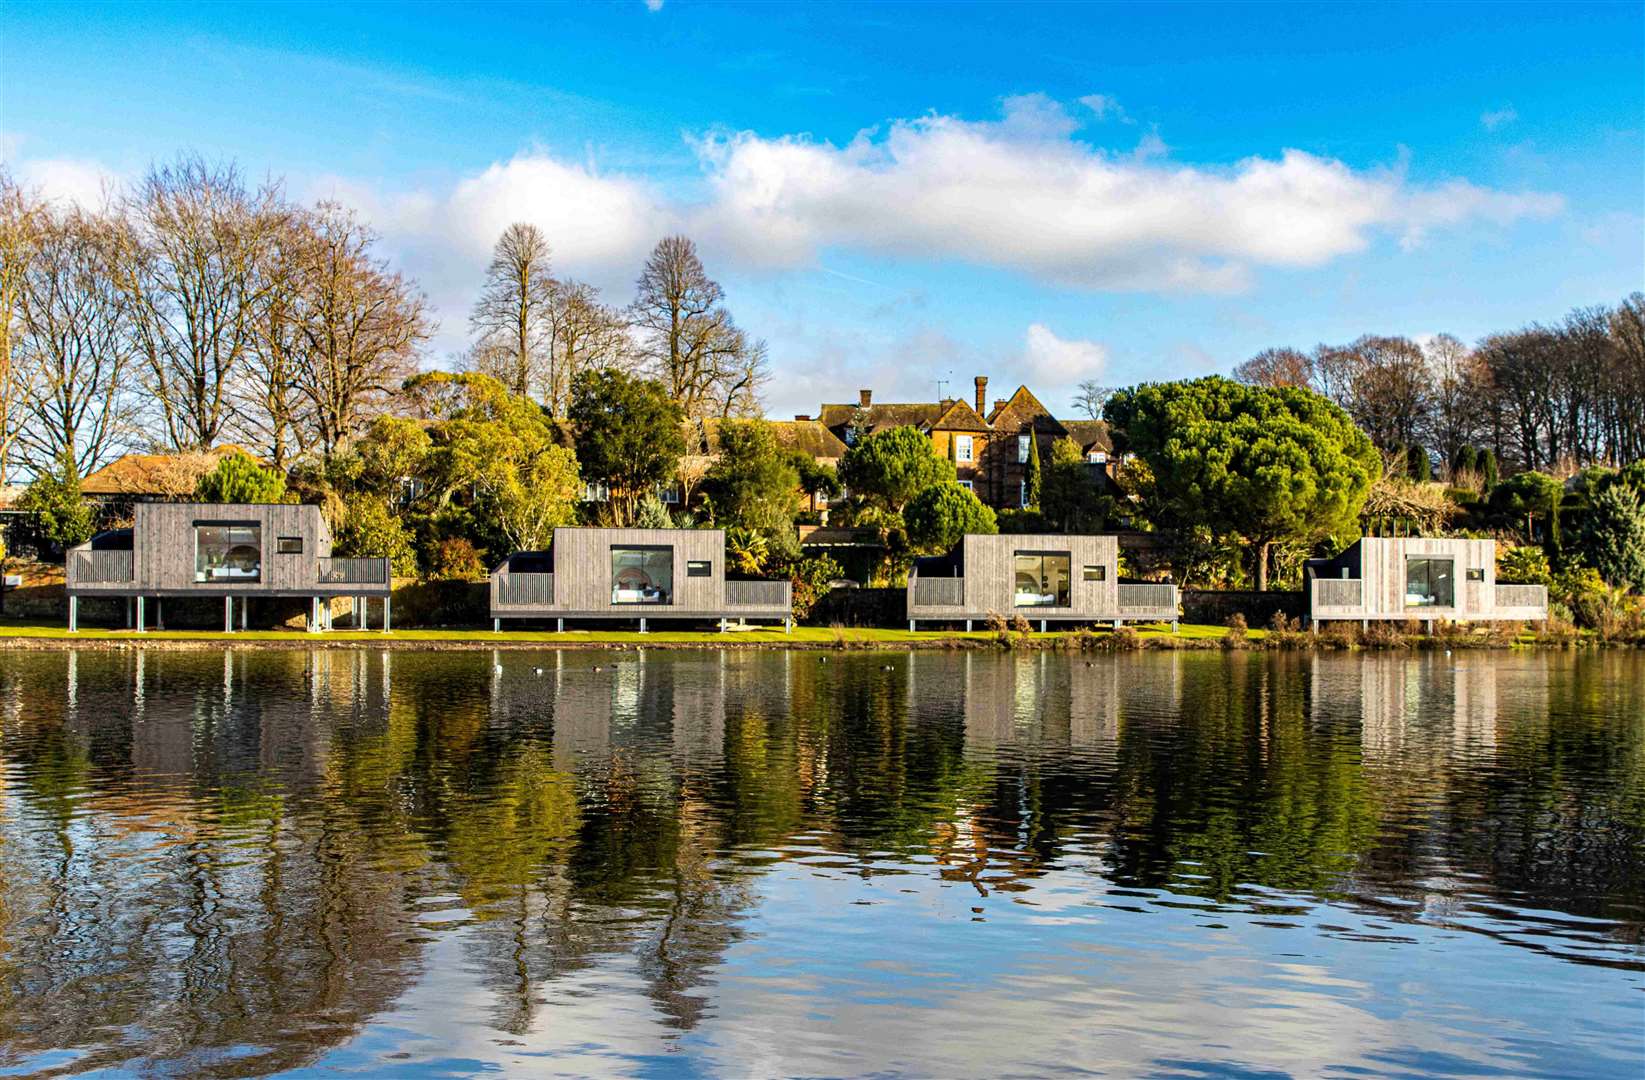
left=911, top=576, right=965, bottom=607
left=1494, top=583, right=1547, bottom=611
left=726, top=579, right=790, bottom=609
left=1314, top=578, right=1363, bottom=608
left=496, top=572, right=554, bottom=607
left=317, top=557, right=390, bottom=585
left=1117, top=582, right=1178, bottom=616
left=69, top=550, right=133, bottom=585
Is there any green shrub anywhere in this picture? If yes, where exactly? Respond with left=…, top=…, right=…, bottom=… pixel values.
left=196, top=452, right=287, bottom=503
left=18, top=470, right=97, bottom=551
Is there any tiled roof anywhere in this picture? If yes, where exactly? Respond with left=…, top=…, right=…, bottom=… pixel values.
left=1060, top=419, right=1112, bottom=454
left=816, top=402, right=947, bottom=434
left=80, top=446, right=257, bottom=497
left=929, top=400, right=991, bottom=433
left=678, top=418, right=848, bottom=461
left=987, top=386, right=1066, bottom=435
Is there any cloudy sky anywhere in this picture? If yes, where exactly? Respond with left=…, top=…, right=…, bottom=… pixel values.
left=5, top=2, right=1641, bottom=417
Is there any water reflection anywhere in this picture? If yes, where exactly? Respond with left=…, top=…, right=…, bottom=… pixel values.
left=0, top=648, right=1640, bottom=1076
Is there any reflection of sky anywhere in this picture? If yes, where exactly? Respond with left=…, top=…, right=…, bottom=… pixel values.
left=307, top=856, right=1642, bottom=1078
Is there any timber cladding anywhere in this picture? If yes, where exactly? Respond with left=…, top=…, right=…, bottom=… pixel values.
left=1309, top=536, right=1544, bottom=621
left=550, top=527, right=728, bottom=614
left=131, top=502, right=337, bottom=594
left=909, top=533, right=1122, bottom=619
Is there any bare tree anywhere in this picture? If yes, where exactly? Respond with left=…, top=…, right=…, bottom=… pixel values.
left=630, top=236, right=753, bottom=417
left=1607, top=294, right=1645, bottom=463
left=14, top=207, right=137, bottom=476
left=468, top=223, right=555, bottom=399
left=1420, top=334, right=1485, bottom=476
left=289, top=203, right=430, bottom=457
left=1314, top=335, right=1429, bottom=450
left=230, top=211, right=316, bottom=468
left=1072, top=380, right=1117, bottom=420
left=541, top=279, right=631, bottom=417
left=714, top=337, right=769, bottom=418
left=0, top=169, right=44, bottom=485
left=116, top=155, right=288, bottom=450
left=1232, top=347, right=1311, bottom=388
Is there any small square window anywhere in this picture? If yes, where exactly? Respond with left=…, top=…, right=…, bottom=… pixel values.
left=687, top=560, right=711, bottom=578
left=1083, top=564, right=1106, bottom=582
left=1466, top=568, right=1485, bottom=581
left=957, top=480, right=974, bottom=491
left=276, top=536, right=303, bottom=555
left=954, top=435, right=974, bottom=463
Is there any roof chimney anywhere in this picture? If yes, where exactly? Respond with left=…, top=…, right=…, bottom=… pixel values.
left=859, top=389, right=872, bottom=408
left=793, top=413, right=811, bottom=422
left=994, top=398, right=1007, bottom=413
left=974, top=376, right=988, bottom=416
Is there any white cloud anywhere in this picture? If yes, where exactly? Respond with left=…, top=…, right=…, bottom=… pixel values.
left=1020, top=324, right=1109, bottom=390
left=1480, top=106, right=1518, bottom=131
left=692, top=96, right=1562, bottom=293
left=12, top=156, right=122, bottom=209
left=1078, top=93, right=1133, bottom=124
left=644, top=0, right=664, bottom=10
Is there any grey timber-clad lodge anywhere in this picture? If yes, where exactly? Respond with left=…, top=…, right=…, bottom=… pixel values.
left=490, top=527, right=793, bottom=631
left=65, top=502, right=392, bottom=631
left=907, top=533, right=1180, bottom=630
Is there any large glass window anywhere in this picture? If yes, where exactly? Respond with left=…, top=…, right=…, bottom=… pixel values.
left=195, top=523, right=262, bottom=583
left=612, top=547, right=673, bottom=605
left=1014, top=552, right=1070, bottom=607
left=1405, top=557, right=1455, bottom=607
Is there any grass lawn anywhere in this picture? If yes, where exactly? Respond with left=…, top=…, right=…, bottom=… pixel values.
left=0, top=617, right=1236, bottom=647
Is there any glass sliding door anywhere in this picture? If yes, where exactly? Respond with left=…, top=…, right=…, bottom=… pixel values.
left=195, top=523, right=263, bottom=582
left=611, top=547, right=673, bottom=605
left=1013, top=552, right=1070, bottom=607
left=1404, top=557, right=1454, bottom=607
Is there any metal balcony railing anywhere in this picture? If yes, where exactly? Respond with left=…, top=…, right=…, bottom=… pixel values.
left=726, top=579, right=790, bottom=609
left=496, top=572, right=554, bottom=607
left=911, top=577, right=965, bottom=607
left=69, top=550, right=134, bottom=585
left=317, top=557, right=390, bottom=585
left=1117, top=582, right=1178, bottom=615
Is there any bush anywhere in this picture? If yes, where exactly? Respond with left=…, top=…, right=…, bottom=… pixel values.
left=336, top=495, right=417, bottom=577
left=1109, top=626, right=1142, bottom=651
left=1223, top=611, right=1248, bottom=649
left=429, top=537, right=487, bottom=581
left=785, top=554, right=843, bottom=621
left=1497, top=545, right=1551, bottom=586
left=18, top=471, right=97, bottom=551
left=1575, top=483, right=1645, bottom=591
left=196, top=452, right=287, bottom=503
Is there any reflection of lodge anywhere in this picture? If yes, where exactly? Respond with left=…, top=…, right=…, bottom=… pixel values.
left=490, top=527, right=792, bottom=632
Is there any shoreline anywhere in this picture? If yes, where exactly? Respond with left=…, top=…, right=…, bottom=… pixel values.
left=0, top=622, right=1628, bottom=652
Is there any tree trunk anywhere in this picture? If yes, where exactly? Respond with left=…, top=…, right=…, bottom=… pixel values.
left=1256, top=541, right=1271, bottom=592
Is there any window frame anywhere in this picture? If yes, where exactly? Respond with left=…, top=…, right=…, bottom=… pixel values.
left=1465, top=567, right=1485, bottom=582
left=686, top=559, right=712, bottom=578
left=1082, top=564, right=1106, bottom=582
left=1013, top=550, right=1072, bottom=608
left=611, top=545, right=674, bottom=606
left=194, top=520, right=264, bottom=584
left=1404, top=556, right=1456, bottom=608
left=954, top=435, right=974, bottom=463
left=1018, top=435, right=1031, bottom=463
left=957, top=479, right=974, bottom=492
left=276, top=536, right=303, bottom=555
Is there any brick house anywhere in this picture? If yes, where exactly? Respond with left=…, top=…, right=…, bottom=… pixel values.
left=818, top=377, right=1113, bottom=511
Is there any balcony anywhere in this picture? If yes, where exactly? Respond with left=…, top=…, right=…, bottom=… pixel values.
left=1116, top=582, right=1179, bottom=619
left=317, top=557, right=390, bottom=587
left=68, top=550, right=133, bottom=587
left=495, top=571, right=554, bottom=608
left=911, top=576, right=964, bottom=607
left=1494, top=583, right=1548, bottom=617
left=726, top=579, right=791, bottom=610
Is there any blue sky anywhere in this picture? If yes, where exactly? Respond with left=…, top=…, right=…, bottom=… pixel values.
left=4, top=1, right=1642, bottom=417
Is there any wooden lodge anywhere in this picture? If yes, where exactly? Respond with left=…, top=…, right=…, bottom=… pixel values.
left=490, top=527, right=793, bottom=631
left=1304, top=537, right=1548, bottom=626
left=64, top=502, right=392, bottom=632
left=906, top=533, right=1180, bottom=630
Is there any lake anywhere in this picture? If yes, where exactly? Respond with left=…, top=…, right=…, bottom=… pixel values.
left=0, top=647, right=1639, bottom=1078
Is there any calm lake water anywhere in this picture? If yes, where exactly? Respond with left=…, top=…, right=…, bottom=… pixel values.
left=0, top=647, right=1640, bottom=1078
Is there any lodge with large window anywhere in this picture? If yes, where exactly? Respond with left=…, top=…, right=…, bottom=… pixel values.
left=64, top=502, right=392, bottom=632
left=906, top=533, right=1179, bottom=630
left=1305, top=537, right=1547, bottom=626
